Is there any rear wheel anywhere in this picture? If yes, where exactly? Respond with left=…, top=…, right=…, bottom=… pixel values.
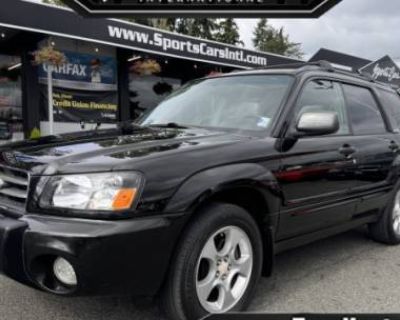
left=161, top=203, right=263, bottom=320
left=369, top=185, right=400, bottom=245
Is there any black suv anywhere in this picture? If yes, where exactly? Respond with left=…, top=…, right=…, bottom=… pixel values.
left=1, top=61, right=400, bottom=320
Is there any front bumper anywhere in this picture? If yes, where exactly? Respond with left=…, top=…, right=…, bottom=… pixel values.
left=0, top=210, right=187, bottom=296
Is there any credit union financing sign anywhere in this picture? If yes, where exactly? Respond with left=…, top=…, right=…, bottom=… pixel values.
left=62, top=0, right=342, bottom=17
left=39, top=51, right=118, bottom=124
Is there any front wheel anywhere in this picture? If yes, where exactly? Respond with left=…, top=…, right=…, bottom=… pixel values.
left=161, top=203, right=263, bottom=320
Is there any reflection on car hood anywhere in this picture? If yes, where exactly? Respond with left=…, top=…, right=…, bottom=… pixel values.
left=0, top=127, right=248, bottom=174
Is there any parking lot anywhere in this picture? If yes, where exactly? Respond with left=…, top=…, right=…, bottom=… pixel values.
left=1, top=227, right=400, bottom=320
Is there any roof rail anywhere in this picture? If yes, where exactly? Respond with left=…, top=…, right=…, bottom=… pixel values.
left=316, top=60, right=335, bottom=72
left=260, top=60, right=381, bottom=82
left=253, top=60, right=339, bottom=73
left=244, top=60, right=399, bottom=89
left=357, top=70, right=376, bottom=82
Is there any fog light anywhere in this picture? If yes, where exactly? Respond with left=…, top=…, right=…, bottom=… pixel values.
left=53, top=257, right=77, bottom=286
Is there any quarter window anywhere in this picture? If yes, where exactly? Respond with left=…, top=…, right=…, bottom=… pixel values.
left=378, top=90, right=400, bottom=132
left=296, top=80, right=349, bottom=135
left=342, top=84, right=387, bottom=135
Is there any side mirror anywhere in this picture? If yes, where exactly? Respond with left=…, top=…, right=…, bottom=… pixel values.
left=295, top=112, right=339, bottom=137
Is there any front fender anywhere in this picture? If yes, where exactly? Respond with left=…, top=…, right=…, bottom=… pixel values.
left=165, top=163, right=281, bottom=214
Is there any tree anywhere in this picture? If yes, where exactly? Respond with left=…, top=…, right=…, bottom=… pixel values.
left=176, top=18, right=218, bottom=41
left=215, top=19, right=243, bottom=46
left=151, top=19, right=176, bottom=32
left=176, top=19, right=191, bottom=35
left=252, top=18, right=303, bottom=59
left=130, top=19, right=176, bottom=32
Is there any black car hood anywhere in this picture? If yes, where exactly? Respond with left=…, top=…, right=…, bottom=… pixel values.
left=0, top=127, right=250, bottom=174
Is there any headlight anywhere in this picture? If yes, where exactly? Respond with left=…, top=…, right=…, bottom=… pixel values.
left=38, top=172, right=143, bottom=212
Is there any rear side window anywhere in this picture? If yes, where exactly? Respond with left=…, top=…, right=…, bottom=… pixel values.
left=378, top=90, right=400, bottom=132
left=342, top=84, right=387, bottom=135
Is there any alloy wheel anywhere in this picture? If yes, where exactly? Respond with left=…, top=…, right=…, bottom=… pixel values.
left=195, top=226, right=253, bottom=313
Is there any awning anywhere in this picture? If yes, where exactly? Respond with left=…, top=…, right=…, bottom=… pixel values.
left=0, top=0, right=303, bottom=69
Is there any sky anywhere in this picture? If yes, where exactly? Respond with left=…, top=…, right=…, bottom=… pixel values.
left=237, top=0, right=400, bottom=63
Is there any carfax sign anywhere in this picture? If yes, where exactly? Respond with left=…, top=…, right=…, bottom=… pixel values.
left=62, top=0, right=342, bottom=17
left=38, top=51, right=117, bottom=91
left=38, top=51, right=118, bottom=123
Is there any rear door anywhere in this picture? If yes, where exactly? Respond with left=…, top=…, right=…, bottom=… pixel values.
left=342, top=84, right=398, bottom=216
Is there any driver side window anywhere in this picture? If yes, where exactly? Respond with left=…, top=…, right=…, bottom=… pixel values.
left=296, top=80, right=350, bottom=135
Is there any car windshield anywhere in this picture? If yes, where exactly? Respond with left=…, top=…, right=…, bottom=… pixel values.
left=138, top=75, right=293, bottom=134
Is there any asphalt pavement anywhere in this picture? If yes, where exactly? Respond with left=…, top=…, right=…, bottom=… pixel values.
left=1, top=227, right=400, bottom=320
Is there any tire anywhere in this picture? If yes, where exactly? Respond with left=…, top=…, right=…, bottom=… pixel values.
left=161, top=202, right=263, bottom=320
left=369, top=183, right=400, bottom=245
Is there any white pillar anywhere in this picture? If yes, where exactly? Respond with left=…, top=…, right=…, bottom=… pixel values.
left=47, top=64, right=54, bottom=135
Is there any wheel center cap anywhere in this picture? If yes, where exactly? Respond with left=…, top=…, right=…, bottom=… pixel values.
left=218, top=260, right=230, bottom=276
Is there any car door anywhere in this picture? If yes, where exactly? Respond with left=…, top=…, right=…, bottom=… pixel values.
left=342, top=84, right=399, bottom=216
left=276, top=79, right=359, bottom=240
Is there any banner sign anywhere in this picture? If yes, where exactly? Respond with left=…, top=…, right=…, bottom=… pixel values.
left=40, top=87, right=118, bottom=123
left=39, top=51, right=118, bottom=123
left=38, top=51, right=117, bottom=91
left=106, top=24, right=272, bottom=68
left=0, top=0, right=302, bottom=69
left=62, top=0, right=342, bottom=18
left=359, top=55, right=400, bottom=87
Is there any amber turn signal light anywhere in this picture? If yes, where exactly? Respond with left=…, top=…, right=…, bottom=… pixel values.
left=112, top=188, right=137, bottom=210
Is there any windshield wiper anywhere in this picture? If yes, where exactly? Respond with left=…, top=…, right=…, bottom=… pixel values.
left=117, top=121, right=154, bottom=134
left=148, top=122, right=189, bottom=129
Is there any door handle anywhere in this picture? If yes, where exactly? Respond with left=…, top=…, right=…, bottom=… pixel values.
left=389, top=141, right=400, bottom=152
left=339, top=144, right=356, bottom=157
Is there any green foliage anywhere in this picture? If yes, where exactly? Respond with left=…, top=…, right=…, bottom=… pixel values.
left=252, top=18, right=303, bottom=59
left=129, top=19, right=177, bottom=32
left=215, top=19, right=243, bottom=46
left=176, top=19, right=218, bottom=41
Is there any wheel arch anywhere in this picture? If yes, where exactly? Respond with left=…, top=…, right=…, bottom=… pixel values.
left=165, top=163, right=281, bottom=277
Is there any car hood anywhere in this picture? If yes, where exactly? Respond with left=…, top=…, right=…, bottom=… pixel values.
left=0, top=127, right=251, bottom=174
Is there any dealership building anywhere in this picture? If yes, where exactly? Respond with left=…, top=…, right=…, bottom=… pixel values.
left=0, top=0, right=303, bottom=140
left=0, top=0, right=399, bottom=141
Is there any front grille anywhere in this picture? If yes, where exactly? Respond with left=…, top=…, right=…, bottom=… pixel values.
left=0, top=166, right=29, bottom=205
